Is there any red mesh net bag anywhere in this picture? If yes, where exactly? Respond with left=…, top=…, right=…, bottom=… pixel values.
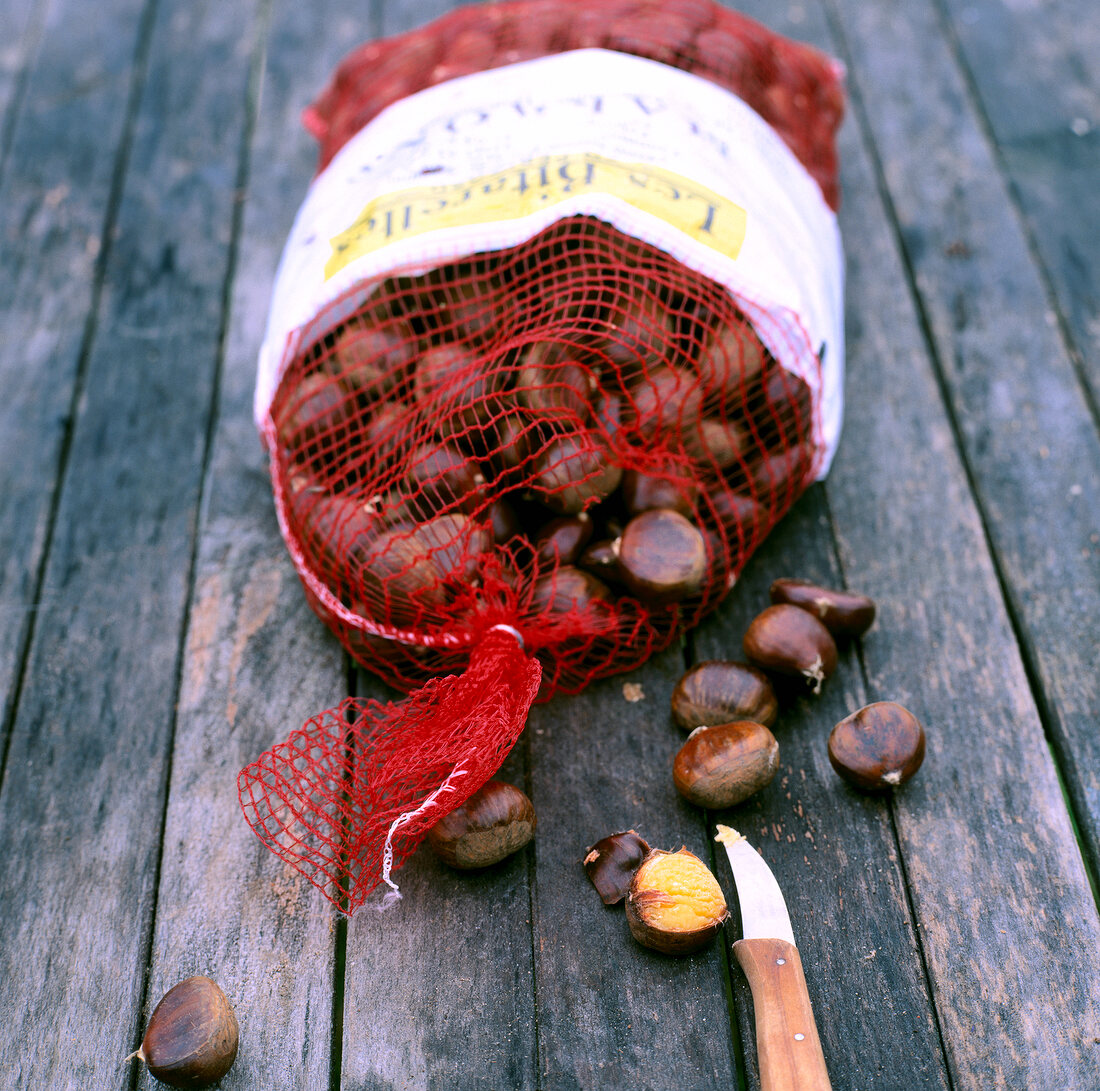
left=241, top=0, right=846, bottom=912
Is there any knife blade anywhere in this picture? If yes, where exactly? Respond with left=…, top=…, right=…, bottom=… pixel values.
left=716, top=824, right=831, bottom=1091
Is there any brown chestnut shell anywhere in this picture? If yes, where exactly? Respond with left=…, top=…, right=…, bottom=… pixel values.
left=671, top=661, right=778, bottom=730
left=828, top=702, right=926, bottom=791
left=617, top=508, right=707, bottom=603
left=769, top=577, right=876, bottom=637
left=426, top=781, right=537, bottom=868
left=673, top=721, right=780, bottom=809
left=583, top=829, right=651, bottom=905
left=742, top=604, right=838, bottom=694
left=138, top=976, right=239, bottom=1090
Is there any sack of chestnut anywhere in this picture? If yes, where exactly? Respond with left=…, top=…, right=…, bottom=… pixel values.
left=240, top=0, right=846, bottom=912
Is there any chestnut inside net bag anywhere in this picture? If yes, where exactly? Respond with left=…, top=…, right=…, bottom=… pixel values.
left=240, top=0, right=846, bottom=912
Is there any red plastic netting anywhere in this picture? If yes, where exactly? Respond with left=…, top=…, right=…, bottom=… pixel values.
left=240, top=0, right=844, bottom=914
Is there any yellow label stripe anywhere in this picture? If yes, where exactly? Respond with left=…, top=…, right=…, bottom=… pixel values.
left=325, top=152, right=746, bottom=280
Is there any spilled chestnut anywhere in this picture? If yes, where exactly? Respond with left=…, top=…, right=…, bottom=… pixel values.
left=828, top=702, right=926, bottom=791
left=427, top=780, right=536, bottom=868
left=769, top=577, right=876, bottom=637
left=670, top=661, right=778, bottom=730
left=626, top=848, right=729, bottom=955
left=583, top=829, right=651, bottom=905
left=743, top=604, right=838, bottom=694
left=132, top=976, right=239, bottom=1089
left=673, top=721, right=780, bottom=809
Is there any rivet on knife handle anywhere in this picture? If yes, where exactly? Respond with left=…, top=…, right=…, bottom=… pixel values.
left=716, top=825, right=831, bottom=1091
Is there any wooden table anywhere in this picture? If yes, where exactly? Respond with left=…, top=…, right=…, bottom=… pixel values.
left=2, top=0, right=1098, bottom=1087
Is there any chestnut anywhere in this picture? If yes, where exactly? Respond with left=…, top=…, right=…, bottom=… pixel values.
left=328, top=318, right=416, bottom=397
left=769, top=577, right=877, bottom=638
left=672, top=721, right=780, bottom=809
left=530, top=434, right=622, bottom=514
left=530, top=565, right=613, bottom=615
left=426, top=780, right=536, bottom=868
left=583, top=829, right=651, bottom=905
left=516, top=350, right=596, bottom=422
left=742, top=604, right=838, bottom=695
left=625, top=848, right=729, bottom=955
left=617, top=508, right=707, bottom=603
left=621, top=469, right=697, bottom=518
left=132, top=976, right=239, bottom=1089
left=534, top=512, right=593, bottom=566
left=670, top=661, right=778, bottom=730
left=828, top=702, right=926, bottom=791
left=280, top=371, right=352, bottom=448
left=408, top=441, right=486, bottom=507
left=578, top=538, right=625, bottom=585
left=697, top=320, right=766, bottom=401
left=626, top=365, right=704, bottom=439
left=681, top=416, right=747, bottom=470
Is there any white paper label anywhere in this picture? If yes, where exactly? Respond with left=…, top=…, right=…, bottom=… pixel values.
left=257, top=49, right=844, bottom=475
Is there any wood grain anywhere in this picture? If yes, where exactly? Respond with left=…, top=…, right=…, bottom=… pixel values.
left=131, top=0, right=375, bottom=1086
left=528, top=648, right=740, bottom=1091
left=0, top=0, right=258, bottom=1083
left=827, top=0, right=1100, bottom=885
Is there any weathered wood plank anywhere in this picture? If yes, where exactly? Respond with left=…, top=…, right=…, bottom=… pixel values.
left=694, top=489, right=952, bottom=1091
left=0, top=0, right=147, bottom=779
left=528, top=648, right=740, bottom=1091
left=936, top=0, right=1100, bottom=409
left=334, top=5, right=537, bottom=1088
left=825, top=0, right=1100, bottom=912
left=0, top=0, right=260, bottom=1083
left=0, top=0, right=45, bottom=180
left=131, top=0, right=367, bottom=1086
left=805, top=6, right=1100, bottom=1084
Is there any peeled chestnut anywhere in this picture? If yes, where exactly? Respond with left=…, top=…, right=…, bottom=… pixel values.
left=673, top=721, right=779, bottom=809
left=626, top=848, right=729, bottom=955
left=427, top=780, right=536, bottom=868
left=743, top=604, right=838, bottom=694
left=583, top=829, right=651, bottom=905
left=770, top=577, right=877, bottom=637
left=671, top=661, right=778, bottom=730
left=617, top=508, right=707, bottom=603
left=828, top=702, right=926, bottom=791
left=133, top=976, right=239, bottom=1089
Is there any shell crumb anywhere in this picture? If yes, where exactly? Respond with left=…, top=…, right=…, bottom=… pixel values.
left=622, top=682, right=645, bottom=703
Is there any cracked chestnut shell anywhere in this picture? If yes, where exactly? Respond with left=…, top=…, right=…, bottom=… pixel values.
left=673, top=721, right=780, bottom=809
left=770, top=577, right=877, bottom=637
left=828, top=702, right=926, bottom=791
left=626, top=848, right=729, bottom=955
left=583, top=830, right=651, bottom=905
left=671, top=661, right=778, bottom=730
left=743, top=604, right=838, bottom=695
left=136, top=976, right=239, bottom=1089
left=427, top=781, right=536, bottom=868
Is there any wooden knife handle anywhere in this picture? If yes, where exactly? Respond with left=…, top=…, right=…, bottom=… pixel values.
left=733, top=937, right=831, bottom=1091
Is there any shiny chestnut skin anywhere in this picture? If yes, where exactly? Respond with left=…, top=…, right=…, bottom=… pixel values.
left=427, top=781, right=536, bottom=868
left=583, top=830, right=651, bottom=905
left=617, top=508, right=707, bottom=603
left=673, top=721, right=780, bottom=809
left=530, top=565, right=613, bottom=615
left=534, top=513, right=593, bottom=566
left=621, top=470, right=697, bottom=517
left=671, top=661, right=778, bottom=730
left=828, top=702, right=926, bottom=791
left=531, top=435, right=622, bottom=514
left=136, top=976, right=239, bottom=1089
left=742, top=604, right=838, bottom=694
left=769, top=577, right=877, bottom=637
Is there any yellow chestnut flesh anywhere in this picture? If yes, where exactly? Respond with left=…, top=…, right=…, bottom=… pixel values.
left=671, top=660, right=778, bottom=730
left=136, top=976, right=239, bottom=1089
left=626, top=848, right=729, bottom=955
left=427, top=780, right=536, bottom=868
left=673, top=721, right=780, bottom=809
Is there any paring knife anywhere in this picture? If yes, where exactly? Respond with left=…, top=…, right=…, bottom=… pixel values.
left=715, top=824, right=831, bottom=1091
